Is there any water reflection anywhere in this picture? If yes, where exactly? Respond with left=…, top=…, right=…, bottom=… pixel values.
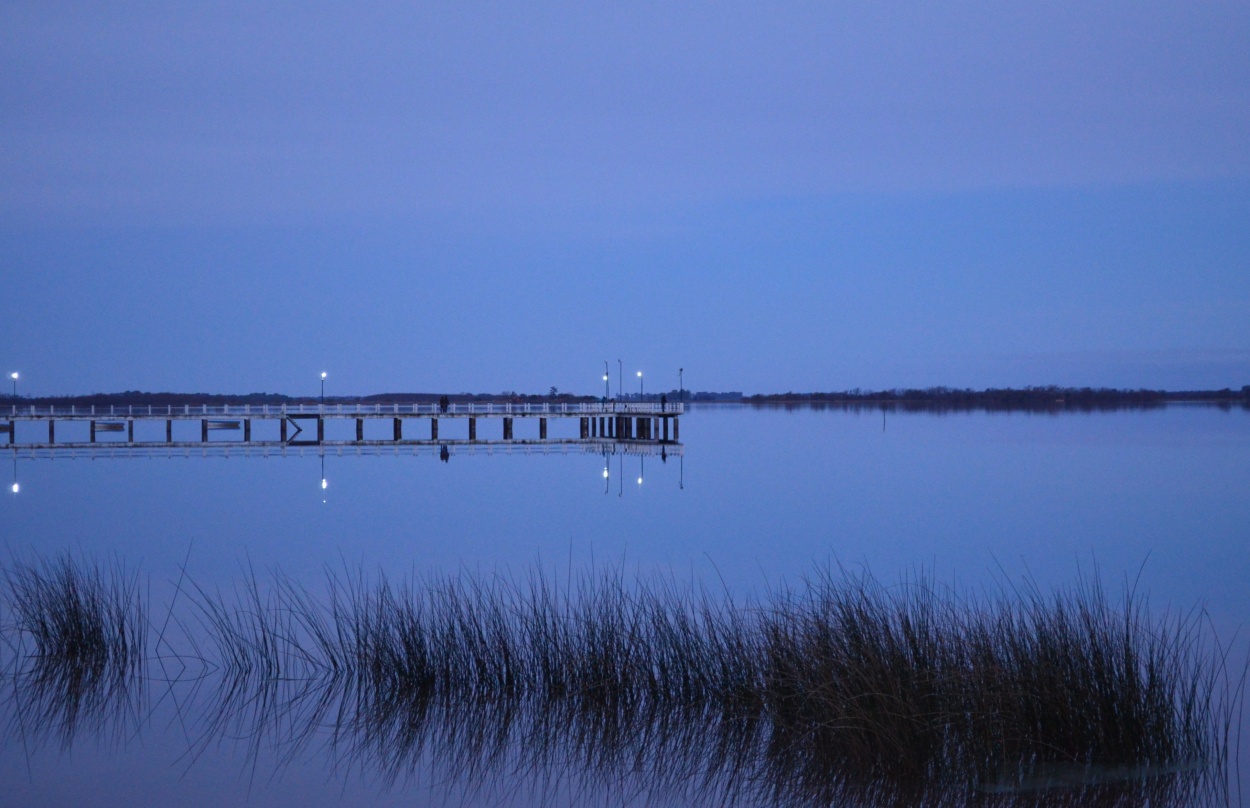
left=1, top=557, right=1235, bottom=806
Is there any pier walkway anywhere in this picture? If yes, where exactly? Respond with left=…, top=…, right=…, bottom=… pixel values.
left=2, top=401, right=682, bottom=453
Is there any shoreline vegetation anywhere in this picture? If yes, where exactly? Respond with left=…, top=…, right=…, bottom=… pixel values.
left=3, top=385, right=1249, bottom=412
left=1, top=555, right=1240, bottom=806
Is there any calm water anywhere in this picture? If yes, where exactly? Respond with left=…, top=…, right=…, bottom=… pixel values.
left=2, top=404, right=1247, bottom=806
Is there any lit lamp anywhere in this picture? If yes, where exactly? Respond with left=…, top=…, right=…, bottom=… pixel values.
left=637, top=370, right=643, bottom=399
left=320, top=372, right=327, bottom=405
left=9, top=372, right=17, bottom=398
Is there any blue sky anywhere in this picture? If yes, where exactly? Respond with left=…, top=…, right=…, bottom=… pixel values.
left=3, top=2, right=1247, bottom=396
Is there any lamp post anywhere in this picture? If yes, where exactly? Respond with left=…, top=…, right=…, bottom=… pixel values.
left=637, top=370, right=643, bottom=399
left=320, top=372, right=327, bottom=406
left=617, top=359, right=622, bottom=402
left=679, top=368, right=683, bottom=406
left=603, top=361, right=609, bottom=400
left=9, top=372, right=17, bottom=399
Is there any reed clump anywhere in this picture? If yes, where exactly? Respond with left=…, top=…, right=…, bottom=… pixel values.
left=1, top=553, right=146, bottom=744
left=186, top=564, right=1229, bottom=805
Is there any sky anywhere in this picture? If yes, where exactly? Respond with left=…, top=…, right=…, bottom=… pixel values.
left=2, top=1, right=1248, bottom=397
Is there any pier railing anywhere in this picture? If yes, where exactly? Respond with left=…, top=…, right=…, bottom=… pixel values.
left=6, top=401, right=685, bottom=419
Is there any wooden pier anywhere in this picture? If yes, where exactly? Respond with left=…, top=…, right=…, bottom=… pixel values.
left=1, top=401, right=682, bottom=454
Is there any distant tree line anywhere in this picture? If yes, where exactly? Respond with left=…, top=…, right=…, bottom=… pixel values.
left=742, top=385, right=1250, bottom=413
left=4, top=385, right=1248, bottom=411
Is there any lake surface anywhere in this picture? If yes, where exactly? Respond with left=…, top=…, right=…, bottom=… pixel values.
left=2, top=403, right=1247, bottom=806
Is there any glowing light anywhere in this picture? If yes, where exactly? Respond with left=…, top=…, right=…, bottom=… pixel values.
left=321, top=372, right=327, bottom=379
left=602, top=468, right=609, bottom=478
left=321, top=478, right=328, bottom=489
left=637, top=477, right=643, bottom=485
left=10, top=483, right=18, bottom=494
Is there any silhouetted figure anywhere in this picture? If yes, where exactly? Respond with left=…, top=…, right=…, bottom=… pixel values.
left=439, top=395, right=449, bottom=413
left=660, top=394, right=667, bottom=412
left=439, top=445, right=450, bottom=462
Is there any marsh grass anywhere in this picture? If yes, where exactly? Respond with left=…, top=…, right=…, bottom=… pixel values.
left=0, top=555, right=1235, bottom=806
left=179, top=563, right=1232, bottom=806
left=1, top=553, right=145, bottom=747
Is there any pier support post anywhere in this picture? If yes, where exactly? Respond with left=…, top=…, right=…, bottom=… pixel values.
left=280, top=419, right=288, bottom=442
left=430, top=418, right=438, bottom=440
left=663, top=418, right=669, bottom=441
left=166, top=420, right=173, bottom=443
left=578, top=417, right=587, bottom=439
left=91, top=421, right=97, bottom=442
left=317, top=418, right=324, bottom=443
left=673, top=418, right=679, bottom=441
left=49, top=420, right=55, bottom=444
left=468, top=417, right=477, bottom=441
left=202, top=419, right=208, bottom=442
left=503, top=418, right=513, bottom=440
left=7, top=421, right=13, bottom=444
left=356, top=418, right=364, bottom=441
left=128, top=420, right=134, bottom=443
left=393, top=418, right=402, bottom=441
left=244, top=419, right=251, bottom=442
left=541, top=418, right=548, bottom=439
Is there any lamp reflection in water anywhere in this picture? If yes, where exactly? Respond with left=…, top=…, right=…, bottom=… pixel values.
left=10, top=452, right=17, bottom=494
left=603, top=456, right=610, bottom=495
left=637, top=456, right=644, bottom=486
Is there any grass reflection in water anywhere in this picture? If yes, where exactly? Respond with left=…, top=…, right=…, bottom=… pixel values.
left=1, top=556, right=1238, bottom=806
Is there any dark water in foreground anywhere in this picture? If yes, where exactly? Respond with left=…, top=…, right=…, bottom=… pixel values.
left=2, top=404, right=1247, bottom=806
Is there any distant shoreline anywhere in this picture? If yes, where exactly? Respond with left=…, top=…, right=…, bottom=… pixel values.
left=4, top=385, right=1247, bottom=412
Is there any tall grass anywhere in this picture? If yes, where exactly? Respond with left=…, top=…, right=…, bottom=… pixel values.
left=184, top=564, right=1232, bottom=806
left=1, top=553, right=146, bottom=747
left=1, top=556, right=1235, bottom=806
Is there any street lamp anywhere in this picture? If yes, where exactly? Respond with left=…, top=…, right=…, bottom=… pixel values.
left=679, top=368, right=684, bottom=406
left=603, top=360, right=609, bottom=400
left=617, top=359, right=622, bottom=401
left=9, top=372, right=17, bottom=399
left=637, top=370, right=643, bottom=399
left=320, top=372, right=327, bottom=406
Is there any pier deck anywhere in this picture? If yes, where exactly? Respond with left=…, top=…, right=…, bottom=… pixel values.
left=2, top=401, right=683, bottom=451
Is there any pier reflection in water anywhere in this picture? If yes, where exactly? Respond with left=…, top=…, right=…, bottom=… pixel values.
left=0, top=554, right=1233, bottom=808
